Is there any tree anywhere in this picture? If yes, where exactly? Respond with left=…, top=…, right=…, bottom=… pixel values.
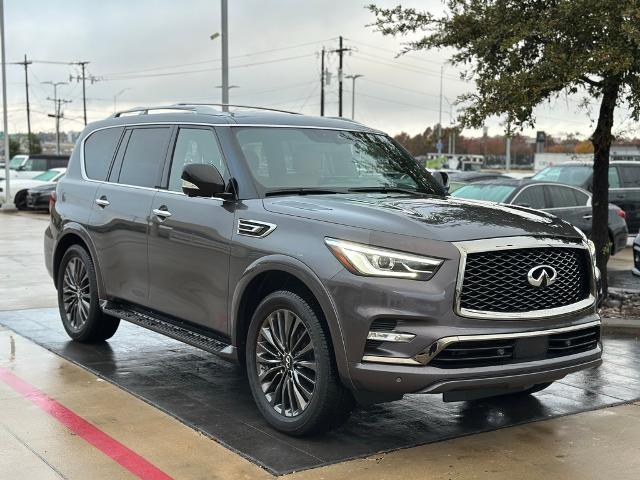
left=369, top=0, right=640, bottom=293
left=9, top=138, right=21, bottom=158
left=28, top=133, right=42, bottom=154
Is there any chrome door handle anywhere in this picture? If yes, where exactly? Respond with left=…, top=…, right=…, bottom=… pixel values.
left=95, top=198, right=110, bottom=207
left=153, top=208, right=172, bottom=219
left=582, top=214, right=592, bottom=220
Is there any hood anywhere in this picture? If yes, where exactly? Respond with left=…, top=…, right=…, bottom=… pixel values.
left=263, top=194, right=582, bottom=242
left=28, top=182, right=56, bottom=193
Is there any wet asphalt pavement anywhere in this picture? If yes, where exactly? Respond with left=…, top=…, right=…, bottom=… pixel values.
left=1, top=308, right=639, bottom=475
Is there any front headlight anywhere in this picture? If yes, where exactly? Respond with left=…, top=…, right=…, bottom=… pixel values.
left=325, top=238, right=443, bottom=280
left=587, top=239, right=596, bottom=260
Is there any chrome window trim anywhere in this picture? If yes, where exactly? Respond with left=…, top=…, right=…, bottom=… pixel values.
left=80, top=122, right=372, bottom=187
left=453, top=236, right=596, bottom=320
left=362, top=319, right=601, bottom=366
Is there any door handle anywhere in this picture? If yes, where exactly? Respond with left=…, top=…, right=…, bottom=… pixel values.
left=153, top=208, right=172, bottom=219
left=582, top=214, right=592, bottom=220
left=95, top=197, right=110, bottom=208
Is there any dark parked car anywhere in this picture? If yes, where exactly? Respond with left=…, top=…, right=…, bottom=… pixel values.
left=26, top=181, right=58, bottom=210
left=446, top=171, right=512, bottom=192
left=452, top=179, right=628, bottom=255
left=45, top=104, right=602, bottom=436
left=533, top=161, right=640, bottom=233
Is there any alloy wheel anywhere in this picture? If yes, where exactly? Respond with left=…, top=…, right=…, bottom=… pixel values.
left=255, top=309, right=317, bottom=417
left=62, top=257, right=91, bottom=331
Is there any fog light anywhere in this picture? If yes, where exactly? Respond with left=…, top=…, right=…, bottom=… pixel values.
left=367, top=331, right=415, bottom=342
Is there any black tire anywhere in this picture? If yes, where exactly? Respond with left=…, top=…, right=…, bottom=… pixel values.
left=245, top=290, right=354, bottom=436
left=15, top=191, right=27, bottom=210
left=57, top=245, right=120, bottom=342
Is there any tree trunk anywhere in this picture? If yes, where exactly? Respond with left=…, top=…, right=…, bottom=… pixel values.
left=591, top=79, right=620, bottom=296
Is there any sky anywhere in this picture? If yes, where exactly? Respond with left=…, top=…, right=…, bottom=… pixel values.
left=3, top=0, right=637, bottom=141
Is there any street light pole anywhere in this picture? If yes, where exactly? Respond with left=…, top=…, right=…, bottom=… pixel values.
left=43, top=81, right=69, bottom=155
left=0, top=0, right=15, bottom=211
left=220, top=0, right=229, bottom=112
left=345, top=74, right=363, bottom=120
left=113, top=88, right=131, bottom=113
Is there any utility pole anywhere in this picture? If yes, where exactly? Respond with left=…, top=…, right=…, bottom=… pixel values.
left=332, top=36, right=352, bottom=117
left=220, top=0, right=229, bottom=112
left=1, top=0, right=15, bottom=211
left=70, top=61, right=90, bottom=125
left=43, top=81, right=70, bottom=155
left=15, top=54, right=33, bottom=153
left=320, top=47, right=325, bottom=116
left=345, top=74, right=363, bottom=120
left=437, top=65, right=444, bottom=155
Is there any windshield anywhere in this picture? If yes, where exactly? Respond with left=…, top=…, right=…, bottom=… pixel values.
left=33, top=170, right=60, bottom=182
left=9, top=155, right=27, bottom=169
left=532, top=165, right=592, bottom=186
left=452, top=183, right=516, bottom=203
left=233, top=127, right=444, bottom=196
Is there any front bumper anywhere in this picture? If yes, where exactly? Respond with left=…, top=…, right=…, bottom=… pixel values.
left=349, top=318, right=602, bottom=395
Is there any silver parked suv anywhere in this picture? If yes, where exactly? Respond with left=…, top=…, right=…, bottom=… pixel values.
left=45, top=104, right=602, bottom=435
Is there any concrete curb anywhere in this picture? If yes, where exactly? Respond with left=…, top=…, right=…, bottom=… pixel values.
left=602, top=316, right=640, bottom=334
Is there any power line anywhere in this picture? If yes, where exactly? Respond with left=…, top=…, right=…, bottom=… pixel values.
left=100, top=53, right=315, bottom=81
left=96, top=38, right=336, bottom=78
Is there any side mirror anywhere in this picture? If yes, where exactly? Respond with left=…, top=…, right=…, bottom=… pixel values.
left=432, top=171, right=449, bottom=193
left=181, top=163, right=230, bottom=199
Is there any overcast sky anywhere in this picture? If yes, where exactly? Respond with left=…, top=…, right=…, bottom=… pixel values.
left=4, top=0, right=636, bottom=140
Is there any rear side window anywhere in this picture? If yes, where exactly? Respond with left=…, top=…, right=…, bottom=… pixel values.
left=546, top=185, right=587, bottom=208
left=117, top=128, right=171, bottom=188
left=24, top=158, right=47, bottom=171
left=84, top=127, right=123, bottom=180
left=609, top=167, right=621, bottom=188
left=619, top=165, right=640, bottom=188
left=512, top=186, right=546, bottom=209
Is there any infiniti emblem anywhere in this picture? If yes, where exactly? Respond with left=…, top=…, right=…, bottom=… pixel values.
left=527, top=265, right=557, bottom=288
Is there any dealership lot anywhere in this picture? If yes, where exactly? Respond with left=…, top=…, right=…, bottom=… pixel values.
left=0, top=211, right=639, bottom=479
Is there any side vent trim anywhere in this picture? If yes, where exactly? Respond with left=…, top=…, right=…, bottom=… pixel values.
left=237, top=219, right=277, bottom=238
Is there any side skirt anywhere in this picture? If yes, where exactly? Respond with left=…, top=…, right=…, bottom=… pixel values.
left=101, top=301, right=238, bottom=362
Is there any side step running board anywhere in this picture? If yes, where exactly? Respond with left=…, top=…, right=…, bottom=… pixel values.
left=102, top=301, right=237, bottom=361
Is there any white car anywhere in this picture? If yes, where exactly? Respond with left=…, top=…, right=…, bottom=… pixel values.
left=0, top=167, right=66, bottom=209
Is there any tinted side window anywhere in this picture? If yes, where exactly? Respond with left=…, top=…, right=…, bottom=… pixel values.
left=168, top=128, right=227, bottom=192
left=24, top=158, right=48, bottom=171
left=609, top=166, right=621, bottom=188
left=118, top=128, right=171, bottom=188
left=84, top=127, right=123, bottom=180
left=547, top=186, right=584, bottom=208
left=512, top=186, right=546, bottom=209
left=619, top=166, right=640, bottom=188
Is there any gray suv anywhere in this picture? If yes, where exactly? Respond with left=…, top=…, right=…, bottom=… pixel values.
left=45, top=105, right=602, bottom=436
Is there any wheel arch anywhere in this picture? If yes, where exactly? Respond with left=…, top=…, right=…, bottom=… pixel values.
left=231, top=255, right=353, bottom=388
left=53, top=224, right=106, bottom=298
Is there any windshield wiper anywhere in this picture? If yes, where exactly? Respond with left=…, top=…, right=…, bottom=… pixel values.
left=265, top=188, right=344, bottom=197
left=347, top=186, right=425, bottom=196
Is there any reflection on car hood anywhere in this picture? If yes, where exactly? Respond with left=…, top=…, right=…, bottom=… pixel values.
left=263, top=194, right=582, bottom=242
left=27, top=182, right=57, bottom=193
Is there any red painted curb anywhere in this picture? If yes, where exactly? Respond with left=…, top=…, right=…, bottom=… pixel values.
left=0, top=366, right=174, bottom=480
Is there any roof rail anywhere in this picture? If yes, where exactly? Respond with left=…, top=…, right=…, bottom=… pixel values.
left=174, top=103, right=301, bottom=115
left=111, top=104, right=221, bottom=118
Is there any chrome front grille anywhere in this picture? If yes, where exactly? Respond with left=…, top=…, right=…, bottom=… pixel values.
left=459, top=246, right=591, bottom=315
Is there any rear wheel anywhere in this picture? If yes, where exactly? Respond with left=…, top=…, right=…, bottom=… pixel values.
left=246, top=290, right=354, bottom=436
left=57, top=245, right=120, bottom=342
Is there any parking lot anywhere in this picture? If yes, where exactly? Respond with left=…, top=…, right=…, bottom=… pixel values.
left=1, top=210, right=640, bottom=479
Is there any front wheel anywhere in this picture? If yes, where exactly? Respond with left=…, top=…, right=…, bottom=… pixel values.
left=246, top=290, right=354, bottom=436
left=57, top=245, right=120, bottom=342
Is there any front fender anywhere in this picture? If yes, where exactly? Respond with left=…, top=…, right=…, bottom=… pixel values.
left=230, top=254, right=353, bottom=389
